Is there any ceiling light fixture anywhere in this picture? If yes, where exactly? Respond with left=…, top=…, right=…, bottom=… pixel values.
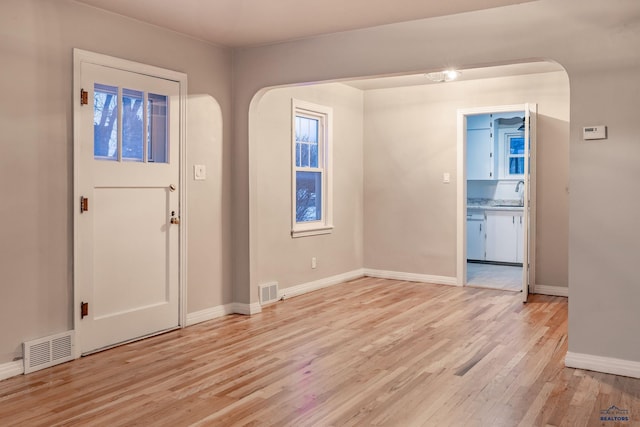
left=426, top=69, right=461, bottom=83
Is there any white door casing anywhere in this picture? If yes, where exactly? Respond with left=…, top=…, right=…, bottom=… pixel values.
left=73, top=50, right=187, bottom=356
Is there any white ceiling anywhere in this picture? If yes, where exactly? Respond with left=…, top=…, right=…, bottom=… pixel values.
left=73, top=0, right=536, bottom=48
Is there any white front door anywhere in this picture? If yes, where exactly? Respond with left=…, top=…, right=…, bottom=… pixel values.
left=76, top=59, right=181, bottom=354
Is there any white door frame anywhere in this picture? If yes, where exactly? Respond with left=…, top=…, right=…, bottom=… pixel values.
left=456, top=104, right=537, bottom=299
left=72, top=49, right=188, bottom=358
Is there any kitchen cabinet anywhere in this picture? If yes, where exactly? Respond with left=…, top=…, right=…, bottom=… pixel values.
left=467, top=128, right=494, bottom=180
left=467, top=211, right=485, bottom=261
left=485, top=210, right=523, bottom=264
left=467, top=114, right=492, bottom=130
left=516, top=213, right=524, bottom=263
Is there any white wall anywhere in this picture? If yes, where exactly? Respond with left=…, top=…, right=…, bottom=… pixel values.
left=363, top=72, right=569, bottom=286
left=253, top=83, right=364, bottom=291
left=235, top=0, right=640, bottom=366
left=0, top=0, right=233, bottom=364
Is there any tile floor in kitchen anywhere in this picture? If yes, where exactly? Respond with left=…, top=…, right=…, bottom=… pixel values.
left=467, top=262, right=522, bottom=292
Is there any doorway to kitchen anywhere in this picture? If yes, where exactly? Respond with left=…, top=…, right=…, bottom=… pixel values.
left=457, top=104, right=536, bottom=302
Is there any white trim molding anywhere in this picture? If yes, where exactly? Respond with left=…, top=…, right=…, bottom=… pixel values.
left=279, top=269, right=365, bottom=300
left=231, top=302, right=263, bottom=315
left=565, top=351, right=640, bottom=379
left=186, top=304, right=235, bottom=326
left=0, top=360, right=24, bottom=381
left=364, top=269, right=457, bottom=286
left=533, top=285, right=568, bottom=297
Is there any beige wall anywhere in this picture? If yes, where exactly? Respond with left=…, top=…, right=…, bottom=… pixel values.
left=0, top=0, right=232, bottom=363
left=235, top=0, right=640, bottom=363
left=363, top=71, right=570, bottom=287
left=254, top=84, right=364, bottom=291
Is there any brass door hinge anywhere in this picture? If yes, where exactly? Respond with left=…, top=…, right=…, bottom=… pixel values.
left=80, top=196, right=89, bottom=213
left=80, top=89, right=88, bottom=105
left=81, top=302, right=89, bottom=319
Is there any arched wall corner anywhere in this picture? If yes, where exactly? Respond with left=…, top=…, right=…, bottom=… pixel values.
left=185, top=94, right=230, bottom=314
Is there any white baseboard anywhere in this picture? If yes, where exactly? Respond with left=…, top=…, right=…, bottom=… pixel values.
left=533, top=284, right=568, bottom=297
left=279, top=269, right=365, bottom=300
left=0, top=360, right=24, bottom=381
left=186, top=302, right=262, bottom=321
left=364, top=269, right=457, bottom=286
left=231, top=302, right=262, bottom=315
left=565, top=351, right=640, bottom=379
left=186, top=304, right=235, bottom=326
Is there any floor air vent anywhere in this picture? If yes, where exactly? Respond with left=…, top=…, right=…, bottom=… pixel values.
left=23, top=331, right=75, bottom=374
left=259, top=282, right=279, bottom=305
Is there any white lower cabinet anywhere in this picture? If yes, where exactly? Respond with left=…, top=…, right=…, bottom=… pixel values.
left=515, top=214, right=524, bottom=264
left=485, top=210, right=523, bottom=263
left=467, top=214, right=485, bottom=261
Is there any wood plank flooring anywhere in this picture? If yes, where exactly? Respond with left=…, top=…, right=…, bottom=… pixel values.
left=0, top=277, right=639, bottom=426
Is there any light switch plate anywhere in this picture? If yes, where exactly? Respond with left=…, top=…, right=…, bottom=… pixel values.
left=194, top=164, right=206, bottom=180
left=443, top=172, right=451, bottom=184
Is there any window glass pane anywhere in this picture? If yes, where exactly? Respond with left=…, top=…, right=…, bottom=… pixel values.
left=510, top=137, right=525, bottom=155
left=147, top=93, right=168, bottom=163
left=510, top=157, right=525, bottom=175
left=310, top=143, right=318, bottom=167
left=301, top=143, right=309, bottom=167
left=309, top=119, right=318, bottom=143
left=296, top=116, right=319, bottom=168
left=122, top=88, right=144, bottom=162
left=296, top=171, right=322, bottom=222
left=295, top=143, right=301, bottom=167
left=94, top=83, right=118, bottom=160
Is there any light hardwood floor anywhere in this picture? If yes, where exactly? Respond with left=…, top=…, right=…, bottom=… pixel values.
left=0, top=277, right=638, bottom=426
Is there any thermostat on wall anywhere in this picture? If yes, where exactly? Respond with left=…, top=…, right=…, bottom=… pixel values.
left=583, top=125, right=607, bottom=140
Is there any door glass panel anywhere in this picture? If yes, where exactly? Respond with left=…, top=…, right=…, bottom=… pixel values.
left=94, top=84, right=118, bottom=160
left=147, top=93, right=168, bottom=163
left=122, top=88, right=144, bottom=162
left=296, top=171, right=322, bottom=222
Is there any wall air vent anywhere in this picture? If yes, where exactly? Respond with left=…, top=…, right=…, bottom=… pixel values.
left=23, top=331, right=75, bottom=374
left=259, top=282, right=279, bottom=306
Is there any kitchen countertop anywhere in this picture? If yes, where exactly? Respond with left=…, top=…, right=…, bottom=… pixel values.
left=467, top=198, right=524, bottom=212
left=468, top=205, right=524, bottom=212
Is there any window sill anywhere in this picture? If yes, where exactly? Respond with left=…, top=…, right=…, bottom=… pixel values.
left=291, top=225, right=334, bottom=238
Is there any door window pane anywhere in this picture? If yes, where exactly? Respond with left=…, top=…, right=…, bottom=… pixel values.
left=122, top=88, right=144, bottom=162
left=296, top=171, right=322, bottom=222
left=147, top=93, right=168, bottom=163
left=94, top=84, right=118, bottom=160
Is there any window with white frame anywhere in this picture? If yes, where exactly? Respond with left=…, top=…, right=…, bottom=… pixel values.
left=291, top=99, right=333, bottom=237
left=505, top=133, right=525, bottom=177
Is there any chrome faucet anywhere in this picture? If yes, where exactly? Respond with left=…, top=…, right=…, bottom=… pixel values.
left=515, top=180, right=525, bottom=206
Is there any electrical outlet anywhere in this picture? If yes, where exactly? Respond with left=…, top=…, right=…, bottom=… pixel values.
left=311, top=257, right=317, bottom=269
